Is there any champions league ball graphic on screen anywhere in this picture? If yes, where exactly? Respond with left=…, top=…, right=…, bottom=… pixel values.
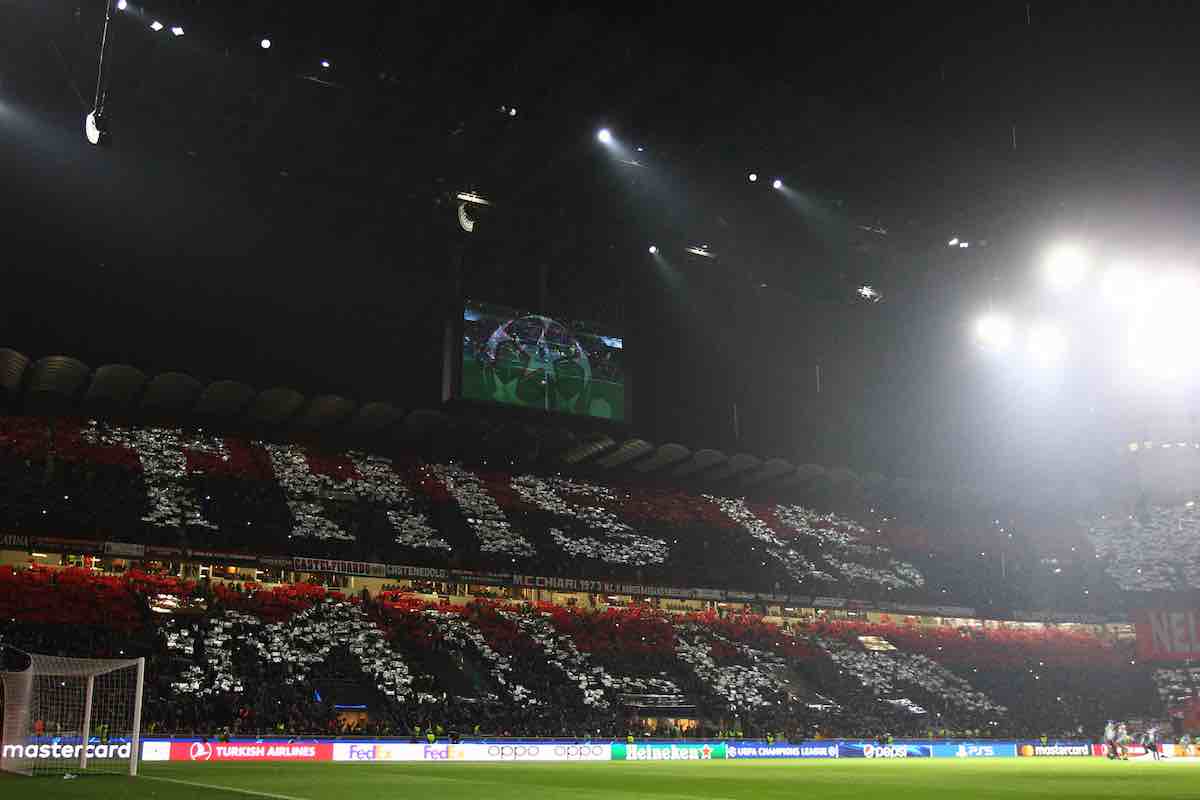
left=480, top=315, right=593, bottom=414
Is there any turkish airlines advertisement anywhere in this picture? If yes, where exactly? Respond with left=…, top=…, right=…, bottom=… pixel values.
left=1133, top=610, right=1200, bottom=661
left=142, top=740, right=333, bottom=762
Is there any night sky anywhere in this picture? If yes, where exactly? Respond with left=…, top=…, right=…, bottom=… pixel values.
left=5, top=1, right=1200, bottom=509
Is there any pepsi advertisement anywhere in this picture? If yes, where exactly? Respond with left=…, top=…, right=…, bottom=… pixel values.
left=837, top=742, right=932, bottom=759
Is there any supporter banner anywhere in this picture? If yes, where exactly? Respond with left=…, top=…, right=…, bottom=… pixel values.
left=260, top=556, right=294, bottom=569
left=1133, top=610, right=1200, bottom=661
left=611, top=742, right=727, bottom=761
left=876, top=602, right=976, bottom=618
left=452, top=569, right=515, bottom=587
left=158, top=741, right=334, bottom=762
left=837, top=742, right=931, bottom=759
left=1011, top=609, right=1112, bottom=625
left=103, top=541, right=145, bottom=558
left=0, top=533, right=30, bottom=550
left=727, top=742, right=840, bottom=759
left=931, top=742, right=1017, bottom=758
left=144, top=545, right=184, bottom=559
left=30, top=536, right=105, bottom=555
left=187, top=549, right=260, bottom=564
left=1015, top=742, right=1091, bottom=757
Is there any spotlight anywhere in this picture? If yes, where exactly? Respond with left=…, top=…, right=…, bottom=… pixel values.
left=320, top=59, right=331, bottom=69
left=84, top=109, right=110, bottom=147
left=948, top=237, right=959, bottom=246
left=170, top=26, right=184, bottom=36
left=455, top=191, right=490, bottom=234
left=648, top=245, right=658, bottom=255
left=748, top=173, right=758, bottom=183
left=974, top=313, right=1013, bottom=351
left=1027, top=322, right=1067, bottom=365
left=260, top=38, right=272, bottom=49
left=509, top=107, right=517, bottom=117
left=149, top=20, right=164, bottom=31
left=772, top=178, right=783, bottom=189
left=456, top=191, right=490, bottom=207
left=857, top=285, right=881, bottom=302
left=1042, top=242, right=1090, bottom=291
left=959, top=241, right=969, bottom=248
left=1101, top=264, right=1146, bottom=308
left=685, top=244, right=716, bottom=259
left=117, top=0, right=127, bottom=9
left=596, top=128, right=613, bottom=144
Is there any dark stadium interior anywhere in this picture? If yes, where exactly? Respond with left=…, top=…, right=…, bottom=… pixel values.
left=3, top=0, right=1200, bottom=788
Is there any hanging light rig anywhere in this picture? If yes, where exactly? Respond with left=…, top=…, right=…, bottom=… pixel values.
left=85, top=0, right=118, bottom=145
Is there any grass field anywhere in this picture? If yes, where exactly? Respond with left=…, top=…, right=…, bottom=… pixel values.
left=3, top=759, right=1200, bottom=800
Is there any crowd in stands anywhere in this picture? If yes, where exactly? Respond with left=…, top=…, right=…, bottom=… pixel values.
left=0, top=567, right=1169, bottom=741
left=1089, top=502, right=1200, bottom=592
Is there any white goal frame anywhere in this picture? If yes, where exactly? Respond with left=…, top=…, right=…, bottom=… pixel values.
left=1, top=650, right=144, bottom=777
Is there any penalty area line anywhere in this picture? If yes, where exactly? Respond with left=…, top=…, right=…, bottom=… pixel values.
left=140, top=774, right=312, bottom=800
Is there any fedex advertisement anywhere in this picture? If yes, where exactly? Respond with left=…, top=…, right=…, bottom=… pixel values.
left=331, top=742, right=611, bottom=762
left=838, top=742, right=931, bottom=759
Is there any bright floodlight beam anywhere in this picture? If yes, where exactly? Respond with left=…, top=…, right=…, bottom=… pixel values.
left=596, top=128, right=614, bottom=144
left=1027, top=322, right=1068, bottom=365
left=117, top=0, right=127, bottom=9
left=1042, top=242, right=1090, bottom=291
left=772, top=178, right=783, bottom=189
left=974, top=313, right=1014, bottom=351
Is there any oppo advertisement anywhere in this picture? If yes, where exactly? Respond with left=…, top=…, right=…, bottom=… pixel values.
left=461, top=301, right=626, bottom=421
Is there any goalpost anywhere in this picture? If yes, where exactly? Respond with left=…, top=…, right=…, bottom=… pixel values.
left=0, top=650, right=144, bottom=777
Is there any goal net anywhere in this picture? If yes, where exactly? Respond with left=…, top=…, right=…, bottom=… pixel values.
left=0, top=650, right=144, bottom=777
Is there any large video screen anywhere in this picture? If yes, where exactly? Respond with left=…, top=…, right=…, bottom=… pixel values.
left=461, top=301, right=626, bottom=421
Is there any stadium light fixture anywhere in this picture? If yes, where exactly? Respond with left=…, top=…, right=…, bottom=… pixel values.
left=149, top=20, right=164, bottom=31
left=84, top=109, right=109, bottom=146
left=170, top=26, right=184, bottom=36
left=685, top=244, right=715, bottom=259
left=772, top=178, right=783, bottom=189
left=648, top=245, right=658, bottom=254
left=1027, top=321, right=1067, bottom=365
left=748, top=172, right=758, bottom=183
left=1100, top=263, right=1146, bottom=308
left=117, top=0, right=127, bottom=9
left=974, top=313, right=1013, bottom=351
left=260, top=38, right=272, bottom=49
left=1042, top=242, right=1090, bottom=291
left=320, top=59, right=331, bottom=69
left=596, top=128, right=614, bottom=145
left=948, top=237, right=959, bottom=246
left=455, top=191, right=490, bottom=234
left=857, top=285, right=881, bottom=302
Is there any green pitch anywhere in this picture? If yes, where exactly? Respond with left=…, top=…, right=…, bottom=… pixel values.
left=5, top=759, right=1200, bottom=800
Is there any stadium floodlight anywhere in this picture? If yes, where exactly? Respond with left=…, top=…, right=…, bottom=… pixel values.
left=260, top=38, right=272, bottom=49
left=509, top=107, right=517, bottom=117
left=170, top=26, right=184, bottom=36
left=1042, top=241, right=1090, bottom=291
left=149, top=20, right=163, bottom=31
left=1127, top=273, right=1200, bottom=379
left=648, top=245, right=658, bottom=254
left=455, top=191, right=489, bottom=234
left=948, top=237, right=959, bottom=246
left=596, top=128, right=613, bottom=144
left=84, top=109, right=109, bottom=146
left=320, top=59, right=331, bottom=68
left=772, top=178, right=783, bottom=189
left=974, top=312, right=1013, bottom=351
left=959, top=241, right=969, bottom=248
left=857, top=284, right=881, bottom=302
left=1027, top=321, right=1067, bottom=365
left=116, top=0, right=127, bottom=9
left=748, top=172, right=758, bottom=182
left=685, top=244, right=715, bottom=259
left=1101, top=263, right=1146, bottom=308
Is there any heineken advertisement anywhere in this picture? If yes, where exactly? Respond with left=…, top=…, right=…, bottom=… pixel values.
left=611, top=742, right=727, bottom=761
